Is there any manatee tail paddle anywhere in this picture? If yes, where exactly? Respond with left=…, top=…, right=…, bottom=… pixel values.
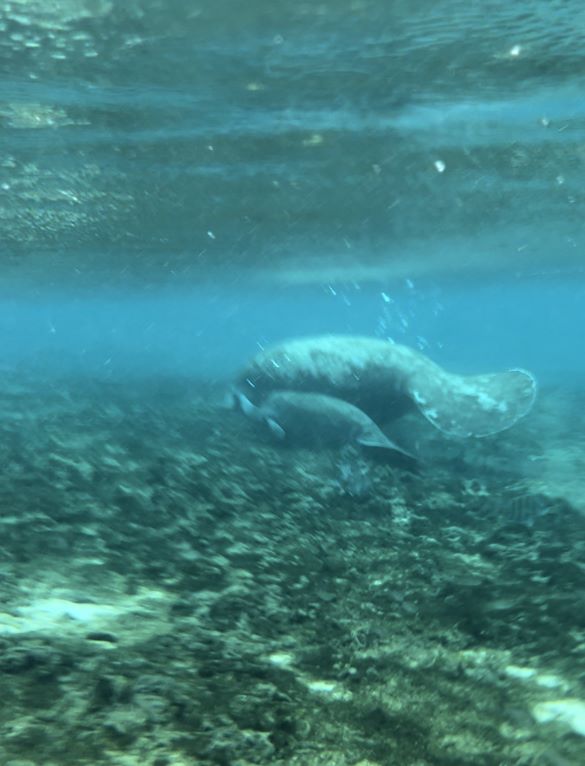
left=408, top=368, right=537, bottom=438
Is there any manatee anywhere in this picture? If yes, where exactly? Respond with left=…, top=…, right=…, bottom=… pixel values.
left=236, top=335, right=537, bottom=438
left=236, top=389, right=415, bottom=457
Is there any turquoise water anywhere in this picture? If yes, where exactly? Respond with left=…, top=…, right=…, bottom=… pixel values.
left=2, top=275, right=584, bottom=384
left=2, top=1, right=585, bottom=381
left=2, top=2, right=585, bottom=765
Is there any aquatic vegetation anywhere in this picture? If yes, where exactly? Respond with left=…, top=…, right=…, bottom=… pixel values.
left=334, top=445, right=373, bottom=498
left=0, top=380, right=583, bottom=765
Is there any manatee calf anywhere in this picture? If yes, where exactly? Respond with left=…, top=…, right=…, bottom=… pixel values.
left=236, top=389, right=415, bottom=458
left=236, top=335, right=537, bottom=438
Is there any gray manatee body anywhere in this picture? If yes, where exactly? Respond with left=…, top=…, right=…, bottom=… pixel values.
left=237, top=390, right=414, bottom=458
left=236, top=335, right=537, bottom=438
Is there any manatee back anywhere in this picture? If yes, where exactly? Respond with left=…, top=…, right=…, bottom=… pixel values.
left=263, top=390, right=365, bottom=447
left=264, top=390, right=415, bottom=458
left=238, top=336, right=415, bottom=421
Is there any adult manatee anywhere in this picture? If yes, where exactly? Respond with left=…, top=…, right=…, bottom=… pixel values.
left=235, top=335, right=537, bottom=438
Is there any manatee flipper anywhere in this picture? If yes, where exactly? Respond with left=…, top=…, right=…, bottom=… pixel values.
left=266, top=417, right=286, bottom=440
left=235, top=391, right=262, bottom=420
left=409, top=367, right=537, bottom=438
left=236, top=391, right=287, bottom=440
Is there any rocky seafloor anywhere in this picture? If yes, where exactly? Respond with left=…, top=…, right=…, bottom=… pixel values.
left=0, top=375, right=585, bottom=766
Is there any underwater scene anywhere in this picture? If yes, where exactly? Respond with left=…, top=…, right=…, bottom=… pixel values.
left=2, top=1, right=585, bottom=765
